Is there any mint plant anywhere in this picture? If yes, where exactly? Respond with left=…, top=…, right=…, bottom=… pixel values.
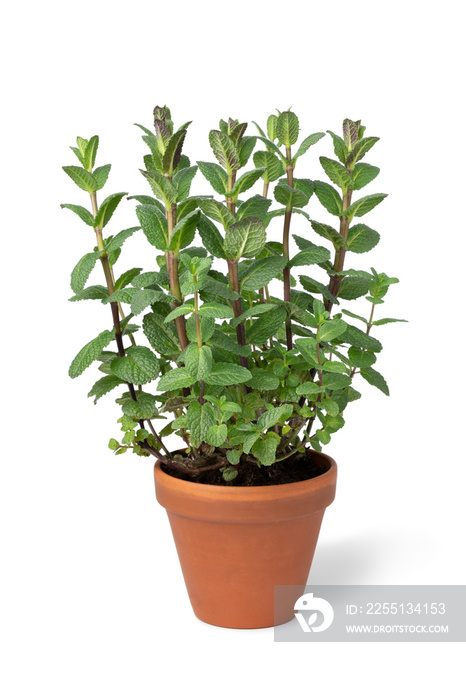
left=62, top=108, right=404, bottom=482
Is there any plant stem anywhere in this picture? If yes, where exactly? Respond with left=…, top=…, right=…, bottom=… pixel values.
left=193, top=286, right=205, bottom=405
left=325, top=187, right=353, bottom=314
left=90, top=192, right=139, bottom=407
left=166, top=204, right=189, bottom=351
left=227, top=259, right=249, bottom=371
left=283, top=147, right=294, bottom=351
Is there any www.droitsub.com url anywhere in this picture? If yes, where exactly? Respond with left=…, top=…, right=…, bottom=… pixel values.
left=346, top=624, right=449, bottom=635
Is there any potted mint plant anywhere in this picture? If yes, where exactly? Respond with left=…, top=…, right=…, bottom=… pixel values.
left=62, top=107, right=404, bottom=628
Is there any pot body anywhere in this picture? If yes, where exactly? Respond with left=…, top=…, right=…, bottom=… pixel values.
left=154, top=451, right=337, bottom=629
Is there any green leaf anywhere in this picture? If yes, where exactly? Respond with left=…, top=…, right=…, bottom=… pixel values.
left=295, top=337, right=319, bottom=365
left=276, top=110, right=299, bottom=147
left=327, top=131, right=348, bottom=164
left=371, top=317, right=408, bottom=326
left=310, top=220, right=348, bottom=250
left=69, top=285, right=108, bottom=302
left=289, top=246, right=331, bottom=267
left=143, top=171, right=177, bottom=207
left=206, top=423, right=228, bottom=448
left=206, top=362, right=252, bottom=386
left=348, top=347, right=376, bottom=368
left=300, top=275, right=338, bottom=304
left=266, top=114, right=278, bottom=140
left=257, top=404, right=293, bottom=431
left=106, top=227, right=139, bottom=253
left=322, top=361, right=348, bottom=374
left=143, top=312, right=181, bottom=356
left=317, top=319, right=347, bottom=342
left=253, top=151, right=285, bottom=182
left=208, top=130, right=240, bottom=174
left=319, top=157, right=353, bottom=192
left=319, top=398, right=340, bottom=417
left=157, top=367, right=193, bottom=391
left=162, top=129, right=187, bottom=176
left=313, top=181, right=342, bottom=216
left=198, top=302, right=234, bottom=319
left=227, top=168, right=265, bottom=199
left=198, top=198, right=235, bottom=231
left=338, top=276, right=372, bottom=300
left=274, top=183, right=308, bottom=210
left=346, top=137, right=379, bottom=168
left=60, top=203, right=94, bottom=226
left=69, top=329, right=115, bottom=378
left=168, top=210, right=200, bottom=253
left=88, top=374, right=125, bottom=403
left=197, top=161, right=228, bottom=195
left=339, top=324, right=383, bottom=352
left=108, top=438, right=120, bottom=451
left=226, top=450, right=241, bottom=465
left=293, top=132, right=326, bottom=159
left=231, top=303, right=276, bottom=327
left=342, top=193, right=388, bottom=220
left=93, top=164, right=111, bottom=191
left=203, top=275, right=239, bottom=301
left=197, top=214, right=226, bottom=258
left=94, top=192, right=127, bottom=229
left=63, top=165, right=97, bottom=193
left=184, top=344, right=213, bottom=381
left=103, top=288, right=137, bottom=304
left=245, top=367, right=280, bottom=390
left=238, top=136, right=257, bottom=168
left=121, top=392, right=157, bottom=420
left=165, top=302, right=195, bottom=323
left=246, top=306, right=287, bottom=345
left=224, top=216, right=266, bottom=261
left=70, top=251, right=100, bottom=293
left=136, top=204, right=168, bottom=250
left=240, top=256, right=287, bottom=291
left=351, top=163, right=380, bottom=190
left=114, top=267, right=143, bottom=291
left=360, top=367, right=389, bottom=395
left=187, top=315, right=215, bottom=343
left=131, top=289, right=168, bottom=316
left=186, top=401, right=216, bottom=446
left=347, top=224, right=380, bottom=253
left=209, top=330, right=250, bottom=357
left=111, top=346, right=160, bottom=384
left=236, top=195, right=272, bottom=222
left=83, top=135, right=99, bottom=170
left=321, top=373, right=351, bottom=390
left=252, top=431, right=280, bottom=466
left=173, top=165, right=198, bottom=201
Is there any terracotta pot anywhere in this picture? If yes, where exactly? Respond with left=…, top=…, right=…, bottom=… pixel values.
left=154, top=450, right=337, bottom=629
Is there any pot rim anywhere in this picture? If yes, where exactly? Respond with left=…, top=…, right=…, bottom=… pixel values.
left=154, top=449, right=337, bottom=523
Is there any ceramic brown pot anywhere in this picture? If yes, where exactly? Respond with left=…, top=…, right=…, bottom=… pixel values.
left=154, top=450, right=337, bottom=629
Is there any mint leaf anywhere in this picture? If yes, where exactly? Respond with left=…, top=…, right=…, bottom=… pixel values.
left=351, top=163, right=380, bottom=190
left=143, top=312, right=181, bottom=356
left=111, top=346, right=160, bottom=384
left=289, top=246, right=331, bottom=267
left=206, top=423, right=228, bottom=448
left=313, top=181, right=342, bottom=216
left=347, top=224, right=380, bottom=253
left=240, top=256, right=287, bottom=291
left=61, top=203, right=94, bottom=226
left=69, top=329, right=115, bottom=378
left=252, top=431, right=280, bottom=466
left=186, top=401, right=216, bottom=446
left=197, top=161, right=228, bottom=195
left=342, top=193, right=388, bottom=220
left=88, top=374, right=125, bottom=403
left=136, top=204, right=168, bottom=250
left=208, top=130, right=240, bottom=174
left=158, top=367, right=193, bottom=392
left=294, top=132, right=325, bottom=159
left=197, top=214, right=225, bottom=259
left=70, top=251, right=100, bottom=294
left=184, top=344, right=213, bottom=381
left=276, top=111, right=299, bottom=147
left=319, top=156, right=353, bottom=192
left=257, top=404, right=293, bottom=431
left=224, top=216, right=266, bottom=261
left=63, top=165, right=97, bottom=193
left=206, top=362, right=252, bottom=386
left=317, top=319, right=347, bottom=342
left=360, top=367, right=389, bottom=395
left=94, top=192, right=127, bottom=229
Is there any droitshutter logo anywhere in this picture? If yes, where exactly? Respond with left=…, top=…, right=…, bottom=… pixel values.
left=294, top=592, right=335, bottom=633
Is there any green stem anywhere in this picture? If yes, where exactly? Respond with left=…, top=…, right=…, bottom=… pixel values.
left=283, top=146, right=294, bottom=351
left=325, top=185, right=353, bottom=314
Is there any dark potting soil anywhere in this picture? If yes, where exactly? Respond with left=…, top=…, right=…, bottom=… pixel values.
left=161, top=449, right=329, bottom=486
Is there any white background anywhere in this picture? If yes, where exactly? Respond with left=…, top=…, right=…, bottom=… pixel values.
left=1, top=1, right=465, bottom=697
